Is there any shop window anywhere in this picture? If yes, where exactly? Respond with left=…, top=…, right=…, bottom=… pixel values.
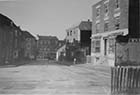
left=93, top=40, right=101, bottom=53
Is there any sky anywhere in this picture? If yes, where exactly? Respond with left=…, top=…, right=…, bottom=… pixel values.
left=0, top=0, right=99, bottom=40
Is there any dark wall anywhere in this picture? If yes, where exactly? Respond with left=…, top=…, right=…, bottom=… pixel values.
left=80, top=30, right=91, bottom=55
left=80, top=31, right=91, bottom=47
left=129, top=0, right=140, bottom=38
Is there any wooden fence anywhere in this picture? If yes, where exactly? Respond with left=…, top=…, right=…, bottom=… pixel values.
left=111, top=66, right=140, bottom=95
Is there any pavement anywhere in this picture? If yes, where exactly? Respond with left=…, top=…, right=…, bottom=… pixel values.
left=0, top=60, right=111, bottom=95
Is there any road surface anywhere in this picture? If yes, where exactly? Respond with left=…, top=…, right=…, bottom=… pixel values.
left=0, top=60, right=111, bottom=95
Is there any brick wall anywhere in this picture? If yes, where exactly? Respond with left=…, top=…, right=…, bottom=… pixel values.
left=92, top=0, right=128, bottom=35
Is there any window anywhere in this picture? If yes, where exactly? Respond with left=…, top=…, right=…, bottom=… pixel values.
left=73, top=31, right=75, bottom=34
left=96, top=23, right=100, bottom=33
left=15, top=30, right=18, bottom=37
left=115, top=0, right=120, bottom=9
left=27, top=44, right=31, bottom=49
left=40, top=41, right=43, bottom=45
left=15, top=39, right=17, bottom=48
left=115, top=16, right=120, bottom=30
left=96, top=7, right=100, bottom=17
left=70, top=31, right=72, bottom=36
left=104, top=21, right=109, bottom=32
left=108, top=38, right=115, bottom=54
left=104, top=2, right=109, bottom=15
left=93, top=40, right=101, bottom=53
left=67, top=32, right=69, bottom=36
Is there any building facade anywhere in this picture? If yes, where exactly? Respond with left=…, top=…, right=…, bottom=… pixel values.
left=66, top=20, right=92, bottom=56
left=91, top=0, right=129, bottom=66
left=22, top=31, right=37, bottom=60
left=65, top=20, right=92, bottom=63
left=0, top=13, right=25, bottom=65
left=37, top=35, right=59, bottom=60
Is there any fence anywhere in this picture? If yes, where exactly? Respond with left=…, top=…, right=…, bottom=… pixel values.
left=111, top=66, right=140, bottom=95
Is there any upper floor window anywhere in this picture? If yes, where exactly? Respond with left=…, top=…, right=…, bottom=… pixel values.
left=104, top=21, right=109, bottom=32
left=115, top=0, right=120, bottom=9
left=96, top=23, right=100, bottom=33
left=115, top=16, right=120, bottom=30
left=104, top=2, right=109, bottom=15
left=96, top=7, right=100, bottom=18
left=15, top=30, right=18, bottom=37
left=70, top=31, right=72, bottom=36
left=67, top=32, right=69, bottom=36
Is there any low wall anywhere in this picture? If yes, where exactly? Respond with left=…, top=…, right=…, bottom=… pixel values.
left=116, top=39, right=140, bottom=66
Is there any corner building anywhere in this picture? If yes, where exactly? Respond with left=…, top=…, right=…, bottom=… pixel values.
left=91, top=0, right=129, bottom=66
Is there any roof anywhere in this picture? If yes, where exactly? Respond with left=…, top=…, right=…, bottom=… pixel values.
left=23, top=31, right=35, bottom=39
left=79, top=21, right=92, bottom=31
left=67, top=20, right=92, bottom=31
left=37, top=35, right=58, bottom=40
left=0, top=13, right=13, bottom=27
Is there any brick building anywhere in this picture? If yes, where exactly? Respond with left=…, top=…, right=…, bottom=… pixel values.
left=37, top=35, right=59, bottom=60
left=0, top=13, right=24, bottom=64
left=91, top=0, right=130, bottom=66
left=22, top=31, right=37, bottom=60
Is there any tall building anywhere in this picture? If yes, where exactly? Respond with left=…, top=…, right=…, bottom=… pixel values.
left=91, top=0, right=139, bottom=66
left=0, top=13, right=25, bottom=64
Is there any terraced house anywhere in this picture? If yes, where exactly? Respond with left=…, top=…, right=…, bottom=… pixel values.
left=91, top=0, right=139, bottom=66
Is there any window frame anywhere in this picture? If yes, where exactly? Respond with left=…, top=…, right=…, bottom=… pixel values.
left=104, top=21, right=109, bottom=32
left=115, top=0, right=120, bottom=9
left=96, top=7, right=101, bottom=18
left=115, top=16, right=120, bottom=30
left=104, top=2, right=109, bottom=16
left=108, top=38, right=115, bottom=54
left=95, top=22, right=100, bottom=33
left=92, top=40, right=101, bottom=53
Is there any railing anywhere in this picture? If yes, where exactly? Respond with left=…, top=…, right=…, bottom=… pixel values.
left=111, top=66, right=140, bottom=95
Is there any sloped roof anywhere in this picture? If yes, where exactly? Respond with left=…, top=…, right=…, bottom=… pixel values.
left=23, top=31, right=35, bottom=39
left=67, top=20, right=92, bottom=31
left=37, top=35, right=58, bottom=40
left=79, top=21, right=92, bottom=31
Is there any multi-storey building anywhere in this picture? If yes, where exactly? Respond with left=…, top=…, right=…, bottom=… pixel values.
left=65, top=20, right=92, bottom=63
left=37, top=35, right=59, bottom=60
left=22, top=31, right=37, bottom=60
left=91, top=0, right=129, bottom=66
left=91, top=0, right=140, bottom=66
left=0, top=13, right=24, bottom=64
left=66, top=20, right=92, bottom=55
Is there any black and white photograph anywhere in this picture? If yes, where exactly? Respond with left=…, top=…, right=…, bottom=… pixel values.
left=0, top=0, right=139, bottom=95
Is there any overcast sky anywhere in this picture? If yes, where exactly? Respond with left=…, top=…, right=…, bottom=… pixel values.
left=0, top=0, right=99, bottom=40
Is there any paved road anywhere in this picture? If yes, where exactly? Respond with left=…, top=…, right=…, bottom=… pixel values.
left=0, top=60, right=111, bottom=95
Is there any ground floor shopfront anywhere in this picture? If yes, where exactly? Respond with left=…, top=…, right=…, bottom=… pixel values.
left=90, top=29, right=128, bottom=66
